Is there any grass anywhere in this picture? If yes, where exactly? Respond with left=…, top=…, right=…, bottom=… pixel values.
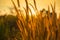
left=11, top=0, right=60, bottom=40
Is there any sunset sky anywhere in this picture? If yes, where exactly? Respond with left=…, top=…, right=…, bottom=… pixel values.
left=0, top=0, right=60, bottom=14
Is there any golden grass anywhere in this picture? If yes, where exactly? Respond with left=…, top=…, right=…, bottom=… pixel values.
left=11, top=0, right=60, bottom=40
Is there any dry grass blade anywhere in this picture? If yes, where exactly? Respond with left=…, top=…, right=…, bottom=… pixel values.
left=24, top=0, right=29, bottom=25
left=25, top=0, right=29, bottom=23
left=17, top=0, right=20, bottom=7
left=48, top=6, right=53, bottom=25
left=25, top=0, right=28, bottom=13
left=11, top=0, right=19, bottom=15
left=29, top=3, right=35, bottom=11
left=28, top=5, right=33, bottom=22
left=17, top=20, right=24, bottom=32
left=48, top=6, right=50, bottom=18
left=23, top=7, right=27, bottom=14
left=50, top=3, right=54, bottom=12
left=50, top=2, right=55, bottom=13
left=28, top=7, right=32, bottom=16
left=33, top=0, right=37, bottom=10
left=48, top=6, right=50, bottom=14
left=50, top=1, right=56, bottom=18
left=50, top=2, right=57, bottom=40
left=50, top=3, right=55, bottom=22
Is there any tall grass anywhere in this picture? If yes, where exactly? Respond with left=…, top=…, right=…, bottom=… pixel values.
left=11, top=0, right=59, bottom=40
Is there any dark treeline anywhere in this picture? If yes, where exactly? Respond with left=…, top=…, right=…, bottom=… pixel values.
left=0, top=15, right=22, bottom=40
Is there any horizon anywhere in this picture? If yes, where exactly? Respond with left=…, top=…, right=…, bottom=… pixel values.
left=0, top=0, right=60, bottom=12
left=0, top=0, right=60, bottom=18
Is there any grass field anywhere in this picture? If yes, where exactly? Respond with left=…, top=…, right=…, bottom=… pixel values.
left=0, top=0, right=60, bottom=40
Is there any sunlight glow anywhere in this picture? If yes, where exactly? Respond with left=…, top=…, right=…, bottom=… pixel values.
left=29, top=5, right=36, bottom=16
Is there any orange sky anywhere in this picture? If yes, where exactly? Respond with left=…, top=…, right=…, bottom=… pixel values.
left=0, top=0, right=60, bottom=14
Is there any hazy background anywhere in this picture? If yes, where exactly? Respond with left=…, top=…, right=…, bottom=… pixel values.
left=0, top=0, right=60, bottom=14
